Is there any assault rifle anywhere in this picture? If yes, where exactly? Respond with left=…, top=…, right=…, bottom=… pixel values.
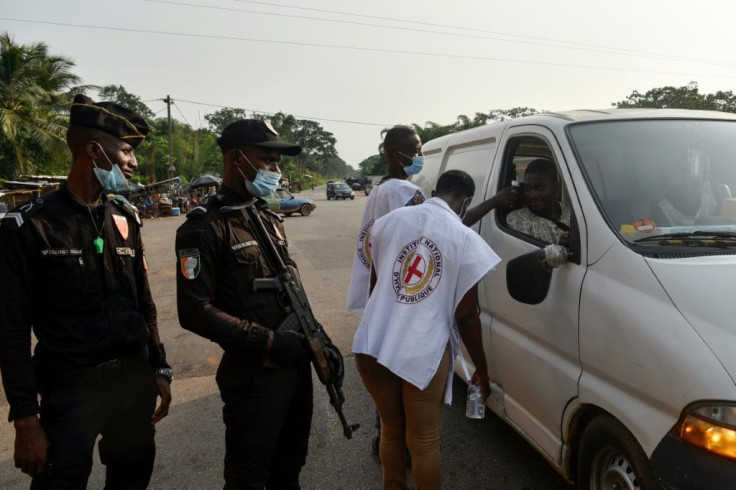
left=231, top=200, right=359, bottom=439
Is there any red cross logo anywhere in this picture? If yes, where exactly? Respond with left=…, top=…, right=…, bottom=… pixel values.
left=404, top=254, right=425, bottom=284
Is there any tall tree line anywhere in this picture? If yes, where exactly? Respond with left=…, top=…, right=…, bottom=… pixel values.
left=0, top=33, right=350, bottom=183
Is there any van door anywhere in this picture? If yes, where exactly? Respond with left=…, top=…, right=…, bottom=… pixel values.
left=479, top=125, right=586, bottom=465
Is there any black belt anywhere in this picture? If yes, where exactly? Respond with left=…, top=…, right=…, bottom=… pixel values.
left=37, top=346, right=150, bottom=386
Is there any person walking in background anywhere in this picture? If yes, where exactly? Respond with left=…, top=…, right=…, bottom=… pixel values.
left=0, top=94, right=172, bottom=489
left=353, top=170, right=499, bottom=489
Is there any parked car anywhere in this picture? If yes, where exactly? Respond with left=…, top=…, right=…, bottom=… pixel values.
left=265, top=188, right=316, bottom=216
left=326, top=182, right=355, bottom=200
left=418, top=108, right=736, bottom=489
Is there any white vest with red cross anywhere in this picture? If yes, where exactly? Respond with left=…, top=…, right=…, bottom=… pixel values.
left=352, top=197, right=501, bottom=403
left=346, top=178, right=426, bottom=314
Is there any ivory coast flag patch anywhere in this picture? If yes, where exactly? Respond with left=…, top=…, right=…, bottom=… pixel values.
left=179, top=248, right=201, bottom=280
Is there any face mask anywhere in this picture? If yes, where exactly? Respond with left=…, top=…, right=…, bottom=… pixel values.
left=91, top=142, right=129, bottom=194
left=237, top=150, right=281, bottom=197
left=398, top=152, right=424, bottom=176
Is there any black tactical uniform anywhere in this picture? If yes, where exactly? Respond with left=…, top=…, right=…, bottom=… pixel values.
left=0, top=186, right=170, bottom=488
left=176, top=186, right=312, bottom=489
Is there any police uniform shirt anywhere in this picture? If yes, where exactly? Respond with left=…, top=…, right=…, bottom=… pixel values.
left=346, top=178, right=426, bottom=314
left=175, top=187, right=293, bottom=354
left=352, top=197, right=501, bottom=403
left=0, top=186, right=165, bottom=421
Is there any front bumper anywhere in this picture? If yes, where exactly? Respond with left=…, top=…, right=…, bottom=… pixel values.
left=651, top=433, right=736, bottom=489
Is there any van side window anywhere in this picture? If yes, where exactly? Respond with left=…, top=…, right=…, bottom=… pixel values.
left=499, top=137, right=573, bottom=247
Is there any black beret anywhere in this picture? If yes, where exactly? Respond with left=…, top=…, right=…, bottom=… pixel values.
left=69, top=94, right=149, bottom=148
left=217, top=119, right=301, bottom=156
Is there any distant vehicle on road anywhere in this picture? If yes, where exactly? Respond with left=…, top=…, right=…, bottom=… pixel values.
left=266, top=188, right=316, bottom=216
left=326, top=182, right=355, bottom=200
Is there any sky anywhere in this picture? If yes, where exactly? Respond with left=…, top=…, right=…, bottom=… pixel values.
left=2, top=0, right=736, bottom=170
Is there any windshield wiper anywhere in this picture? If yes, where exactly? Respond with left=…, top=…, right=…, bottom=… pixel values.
left=634, top=231, right=736, bottom=246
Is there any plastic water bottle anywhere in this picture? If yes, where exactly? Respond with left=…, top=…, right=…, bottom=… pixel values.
left=465, top=383, right=485, bottom=419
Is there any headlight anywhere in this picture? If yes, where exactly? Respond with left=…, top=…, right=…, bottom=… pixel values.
left=676, top=402, right=736, bottom=460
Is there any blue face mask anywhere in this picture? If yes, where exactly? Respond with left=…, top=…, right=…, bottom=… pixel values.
left=399, top=152, right=424, bottom=176
left=92, top=142, right=130, bottom=194
left=237, top=150, right=282, bottom=197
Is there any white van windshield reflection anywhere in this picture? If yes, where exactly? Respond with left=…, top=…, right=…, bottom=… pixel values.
left=569, top=119, right=736, bottom=247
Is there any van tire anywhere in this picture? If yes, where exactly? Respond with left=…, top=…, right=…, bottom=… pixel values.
left=577, top=415, right=657, bottom=490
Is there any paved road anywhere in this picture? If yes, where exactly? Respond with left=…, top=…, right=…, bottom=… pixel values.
left=0, top=187, right=572, bottom=489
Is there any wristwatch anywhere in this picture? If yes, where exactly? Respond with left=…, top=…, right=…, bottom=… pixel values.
left=154, top=367, right=174, bottom=382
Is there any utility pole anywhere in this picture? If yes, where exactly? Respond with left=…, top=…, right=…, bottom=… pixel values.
left=164, top=95, right=175, bottom=178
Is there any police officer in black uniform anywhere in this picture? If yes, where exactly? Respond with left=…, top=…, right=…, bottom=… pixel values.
left=0, top=94, right=173, bottom=489
left=176, top=119, right=332, bottom=489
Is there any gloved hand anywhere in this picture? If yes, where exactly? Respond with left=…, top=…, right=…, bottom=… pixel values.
left=314, top=322, right=344, bottom=387
left=269, top=330, right=306, bottom=366
left=325, top=342, right=344, bottom=388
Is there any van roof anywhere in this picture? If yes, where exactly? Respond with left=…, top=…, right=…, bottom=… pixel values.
left=534, top=108, right=736, bottom=123
left=422, top=108, right=736, bottom=150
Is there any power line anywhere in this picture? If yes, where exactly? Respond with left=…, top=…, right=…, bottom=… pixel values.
left=175, top=98, right=393, bottom=126
left=230, top=0, right=736, bottom=68
left=172, top=100, right=192, bottom=127
left=2, top=16, right=735, bottom=80
left=147, top=0, right=725, bottom=67
left=145, top=0, right=736, bottom=68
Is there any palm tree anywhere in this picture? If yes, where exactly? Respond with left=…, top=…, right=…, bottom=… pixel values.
left=0, top=32, right=88, bottom=178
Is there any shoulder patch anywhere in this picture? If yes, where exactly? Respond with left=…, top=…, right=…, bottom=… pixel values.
left=405, top=189, right=426, bottom=207
left=186, top=206, right=208, bottom=218
left=2, top=212, right=25, bottom=229
left=2, top=197, right=46, bottom=228
left=186, top=196, right=217, bottom=219
left=109, top=196, right=141, bottom=225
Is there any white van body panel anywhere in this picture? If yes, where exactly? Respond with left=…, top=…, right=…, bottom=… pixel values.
left=647, top=257, right=736, bottom=384
left=579, top=242, right=736, bottom=455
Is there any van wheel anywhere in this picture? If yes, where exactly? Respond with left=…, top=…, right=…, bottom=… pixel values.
left=577, top=415, right=657, bottom=490
left=300, top=204, right=312, bottom=216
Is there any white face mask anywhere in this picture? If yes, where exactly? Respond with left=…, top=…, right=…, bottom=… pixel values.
left=236, top=150, right=282, bottom=197
left=398, top=152, right=424, bottom=176
left=91, top=142, right=129, bottom=194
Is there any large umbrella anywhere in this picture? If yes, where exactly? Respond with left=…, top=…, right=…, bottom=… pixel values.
left=190, top=174, right=222, bottom=189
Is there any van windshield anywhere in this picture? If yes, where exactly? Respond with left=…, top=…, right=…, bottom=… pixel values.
left=569, top=119, right=736, bottom=247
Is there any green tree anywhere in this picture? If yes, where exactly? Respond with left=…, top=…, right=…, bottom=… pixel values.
left=0, top=32, right=86, bottom=178
left=98, top=84, right=155, bottom=120
left=204, top=107, right=249, bottom=134
left=614, top=82, right=736, bottom=112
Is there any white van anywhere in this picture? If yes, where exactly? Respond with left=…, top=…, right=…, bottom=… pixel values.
left=419, top=109, right=736, bottom=489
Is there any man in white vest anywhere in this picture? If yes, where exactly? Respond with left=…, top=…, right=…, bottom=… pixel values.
left=347, top=125, right=426, bottom=315
left=353, top=169, right=500, bottom=489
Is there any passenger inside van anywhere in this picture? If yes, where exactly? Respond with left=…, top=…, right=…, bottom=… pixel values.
left=507, top=158, right=570, bottom=246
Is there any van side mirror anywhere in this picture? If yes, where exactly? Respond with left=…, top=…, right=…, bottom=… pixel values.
left=506, top=250, right=553, bottom=305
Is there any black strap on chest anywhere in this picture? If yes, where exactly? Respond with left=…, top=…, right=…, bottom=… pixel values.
left=221, top=199, right=359, bottom=439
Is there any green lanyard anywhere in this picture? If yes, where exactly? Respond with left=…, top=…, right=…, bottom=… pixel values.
left=68, top=187, right=105, bottom=254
